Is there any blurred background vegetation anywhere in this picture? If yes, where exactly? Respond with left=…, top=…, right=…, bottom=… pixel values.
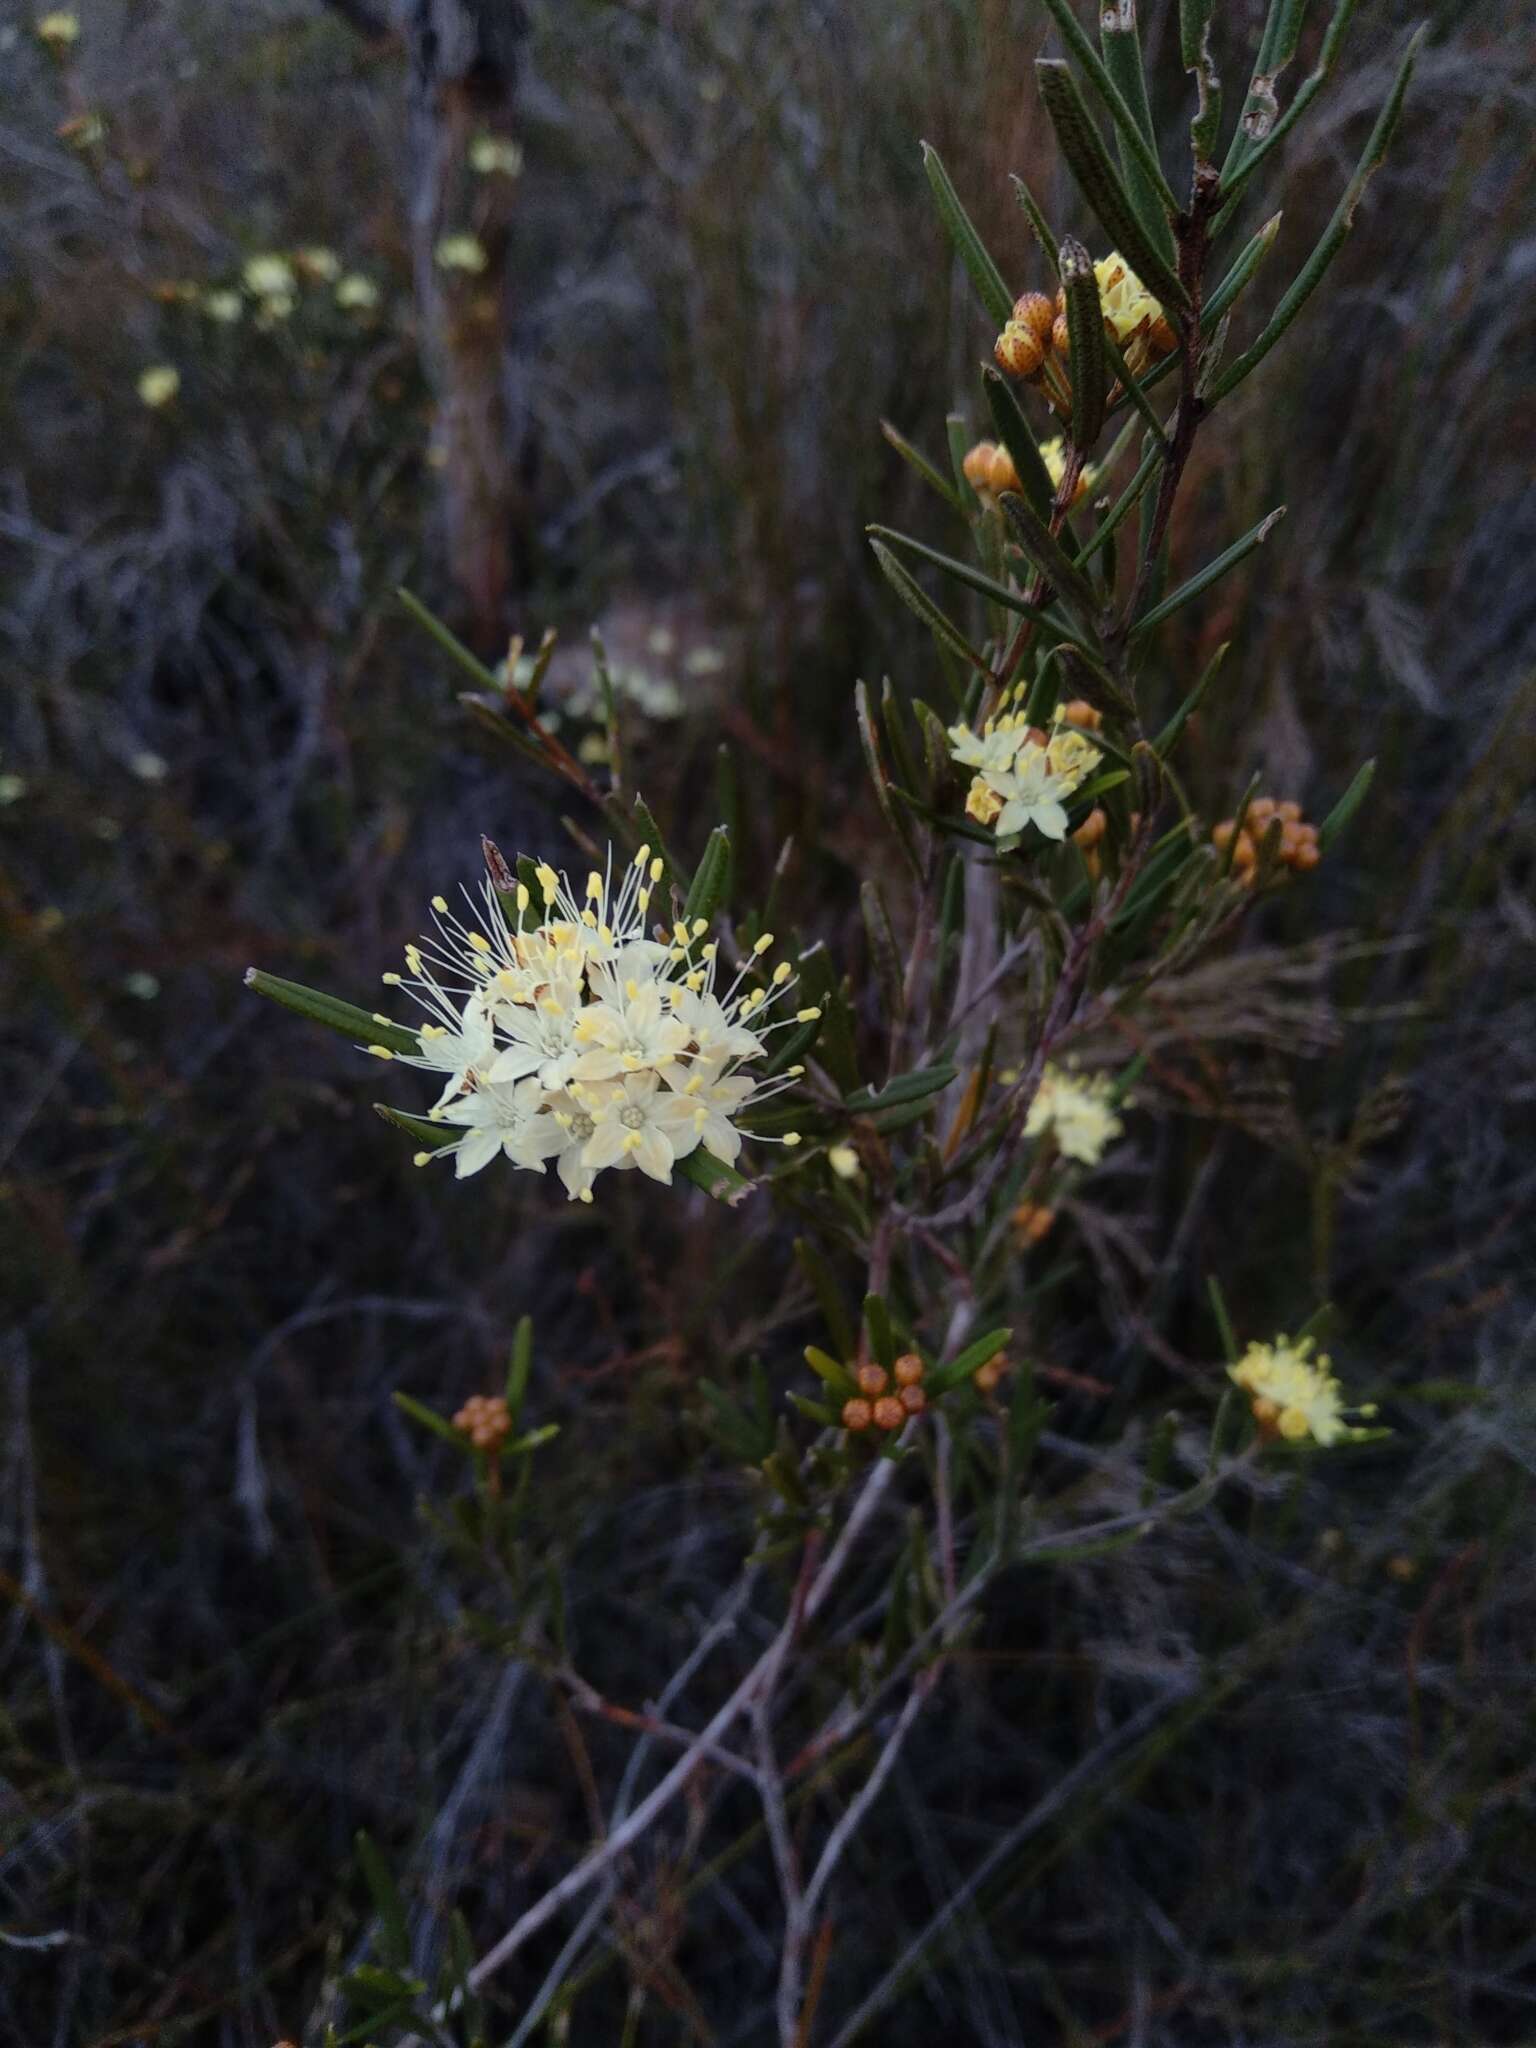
left=3, top=1, right=1535, bottom=2042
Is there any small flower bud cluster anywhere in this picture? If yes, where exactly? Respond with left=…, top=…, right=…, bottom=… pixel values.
left=842, top=1353, right=927, bottom=1433
left=453, top=1393, right=512, bottom=1451
left=1012, top=1200, right=1056, bottom=1247
left=961, top=437, right=1096, bottom=508
left=950, top=700, right=1103, bottom=845
left=974, top=1351, right=1012, bottom=1396
left=1229, top=1336, right=1376, bottom=1447
left=1025, top=1061, right=1123, bottom=1166
left=1212, top=798, right=1320, bottom=887
left=994, top=257, right=1177, bottom=423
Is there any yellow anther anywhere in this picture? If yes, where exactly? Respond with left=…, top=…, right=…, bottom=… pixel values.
left=431, top=894, right=448, bottom=912
left=624, top=978, right=639, bottom=999
left=637, top=888, right=650, bottom=912
left=621, top=1131, right=641, bottom=1154
left=650, top=857, right=663, bottom=883
left=516, top=882, right=530, bottom=911
left=685, top=970, right=705, bottom=991
left=581, top=909, right=597, bottom=928
left=781, top=1132, right=802, bottom=1147
left=578, top=1187, right=594, bottom=1203
left=586, top=871, right=604, bottom=900
left=701, top=942, right=717, bottom=961
left=536, top=863, right=559, bottom=903
left=786, top=1064, right=806, bottom=1077
left=634, top=843, right=651, bottom=868
left=772, top=961, right=792, bottom=984
left=381, top=971, right=402, bottom=985
left=796, top=1007, right=822, bottom=1023
left=673, top=924, right=690, bottom=947
left=744, top=988, right=765, bottom=1011
left=421, top=1024, right=447, bottom=1039
left=467, top=931, right=490, bottom=952
left=691, top=918, right=708, bottom=937
left=413, top=1151, right=432, bottom=1167
left=753, top=932, right=774, bottom=955
left=366, top=1044, right=394, bottom=1060
left=372, top=1012, right=391, bottom=1025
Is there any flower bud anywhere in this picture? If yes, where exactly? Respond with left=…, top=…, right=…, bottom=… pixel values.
left=1050, top=313, right=1070, bottom=357
left=856, top=1362, right=889, bottom=1398
left=1060, top=698, right=1103, bottom=731
left=962, top=440, right=997, bottom=491
left=986, top=445, right=1022, bottom=497
left=898, top=1384, right=927, bottom=1415
left=893, top=1352, right=925, bottom=1387
left=872, top=1395, right=906, bottom=1432
left=994, top=319, right=1044, bottom=379
left=842, top=1397, right=874, bottom=1432
left=1072, top=807, right=1107, bottom=851
left=1012, top=291, right=1057, bottom=341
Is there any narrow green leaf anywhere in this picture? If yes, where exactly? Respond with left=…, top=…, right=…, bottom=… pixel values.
left=983, top=367, right=1055, bottom=520
left=1201, top=212, right=1282, bottom=330
left=1074, top=432, right=1165, bottom=566
left=869, top=539, right=991, bottom=674
left=920, top=141, right=1013, bottom=328
left=797, top=1239, right=857, bottom=1361
left=804, top=1345, right=857, bottom=1396
left=1180, top=0, right=1223, bottom=161
left=1317, top=758, right=1376, bottom=851
left=682, top=825, right=732, bottom=926
left=844, top=1063, right=957, bottom=1114
left=868, top=523, right=1094, bottom=654
left=1207, top=1274, right=1240, bottom=1361
left=1211, top=29, right=1424, bottom=402
left=1153, top=641, right=1229, bottom=758
left=789, top=1392, right=836, bottom=1427
left=245, top=968, right=420, bottom=1057
left=1223, top=0, right=1313, bottom=185
left=794, top=941, right=862, bottom=1091
left=1216, top=0, right=1362, bottom=224
left=355, top=1832, right=411, bottom=1971
left=1129, top=507, right=1285, bottom=638
left=998, top=490, right=1104, bottom=625
left=630, top=793, right=687, bottom=904
left=1036, top=0, right=1179, bottom=217
left=1035, top=59, right=1190, bottom=322
left=392, top=1390, right=465, bottom=1448
left=506, top=1315, right=533, bottom=1422
left=864, top=1296, right=897, bottom=1371
left=1099, top=1, right=1178, bottom=264
left=396, top=585, right=501, bottom=693
left=1060, top=235, right=1108, bottom=449
left=929, top=1326, right=1013, bottom=1397
left=373, top=1103, right=455, bottom=1149
left=881, top=419, right=963, bottom=510
left=1009, top=173, right=1060, bottom=268
left=677, top=1145, right=755, bottom=1205
left=856, top=680, right=922, bottom=875
left=861, top=877, right=905, bottom=1023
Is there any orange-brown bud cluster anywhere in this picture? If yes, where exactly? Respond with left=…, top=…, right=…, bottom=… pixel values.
left=1212, top=798, right=1321, bottom=887
left=453, top=1392, right=512, bottom=1451
left=995, top=279, right=1176, bottom=422
left=974, top=1352, right=1012, bottom=1396
left=1059, top=698, right=1103, bottom=731
left=1012, top=1201, right=1056, bottom=1248
left=961, top=439, right=1022, bottom=500
left=842, top=1352, right=927, bottom=1432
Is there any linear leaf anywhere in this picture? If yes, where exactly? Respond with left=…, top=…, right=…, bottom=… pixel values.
left=844, top=1063, right=957, bottom=1114
left=1099, top=1, right=1178, bottom=263
left=682, top=825, right=731, bottom=926
left=1180, top=0, right=1223, bottom=161
left=1202, top=212, right=1282, bottom=329
left=928, top=1326, right=1013, bottom=1396
left=1317, top=757, right=1376, bottom=851
left=1129, top=507, right=1285, bottom=638
left=396, top=584, right=501, bottom=693
left=856, top=680, right=923, bottom=875
left=868, top=524, right=1094, bottom=653
left=983, top=367, right=1055, bottom=520
left=677, top=1145, right=755, bottom=1205
left=920, top=142, right=1013, bottom=327
left=1222, top=0, right=1313, bottom=185
left=1153, top=641, right=1229, bottom=757
left=997, top=489, right=1104, bottom=625
left=880, top=419, right=963, bottom=509
left=1060, top=235, right=1108, bottom=449
left=1036, top=0, right=1179, bottom=217
left=1216, top=0, right=1362, bottom=223
left=1009, top=173, right=1060, bottom=267
left=245, top=968, right=421, bottom=1057
left=869, top=539, right=991, bottom=674
left=374, top=1103, right=455, bottom=1148
left=1211, top=29, right=1423, bottom=402
left=1035, top=60, right=1190, bottom=322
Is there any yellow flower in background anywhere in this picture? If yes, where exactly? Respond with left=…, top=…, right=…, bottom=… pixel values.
left=828, top=1144, right=862, bottom=1181
left=469, top=135, right=524, bottom=177
left=1037, top=436, right=1099, bottom=504
left=1025, top=1062, right=1123, bottom=1164
left=1228, top=1336, right=1375, bottom=1447
left=35, top=12, right=81, bottom=47
left=335, top=272, right=380, bottom=311
left=202, top=289, right=242, bottom=323
left=136, top=365, right=180, bottom=409
left=296, top=246, right=341, bottom=282
left=435, top=233, right=488, bottom=274
left=243, top=253, right=296, bottom=300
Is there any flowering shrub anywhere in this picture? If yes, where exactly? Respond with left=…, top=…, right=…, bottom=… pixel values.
left=241, top=2, right=1423, bottom=2039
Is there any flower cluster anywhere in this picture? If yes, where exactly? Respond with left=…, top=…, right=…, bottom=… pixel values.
left=1212, top=797, right=1320, bottom=886
left=1228, top=1336, right=1376, bottom=1447
left=994, top=253, right=1177, bottom=421
left=961, top=435, right=1098, bottom=507
left=453, top=1392, right=512, bottom=1452
left=1024, top=1062, right=1123, bottom=1165
left=137, top=366, right=180, bottom=410
left=34, top=12, right=80, bottom=49
left=842, top=1352, right=927, bottom=1434
left=367, top=847, right=814, bottom=1199
left=948, top=700, right=1102, bottom=843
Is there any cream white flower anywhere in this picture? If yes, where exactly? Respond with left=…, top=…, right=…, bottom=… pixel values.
left=381, top=845, right=812, bottom=1199
left=243, top=253, right=296, bottom=300
left=435, top=233, right=488, bottom=274
left=1229, top=1336, right=1377, bottom=1447
left=137, top=365, right=180, bottom=409
left=950, top=701, right=1101, bottom=845
left=335, top=272, right=380, bottom=311
left=990, top=746, right=1076, bottom=842
left=1025, top=1062, right=1123, bottom=1164
left=35, top=13, right=80, bottom=47
left=582, top=1070, right=702, bottom=1184
left=297, top=245, right=341, bottom=282
left=469, top=135, right=524, bottom=177
left=202, top=289, right=243, bottom=323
